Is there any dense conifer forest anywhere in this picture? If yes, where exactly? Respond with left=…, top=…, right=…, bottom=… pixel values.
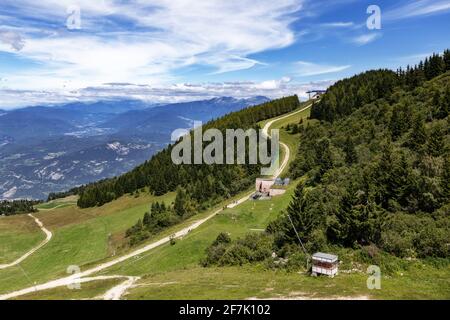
left=76, top=95, right=300, bottom=208
left=203, top=51, right=450, bottom=265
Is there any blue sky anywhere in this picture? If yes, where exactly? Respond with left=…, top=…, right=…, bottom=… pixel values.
left=0, top=0, right=449, bottom=108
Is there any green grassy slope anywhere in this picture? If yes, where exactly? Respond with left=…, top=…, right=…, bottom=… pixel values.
left=0, top=215, right=45, bottom=264
left=125, top=263, right=450, bottom=300
left=99, top=181, right=298, bottom=277
left=0, top=192, right=175, bottom=294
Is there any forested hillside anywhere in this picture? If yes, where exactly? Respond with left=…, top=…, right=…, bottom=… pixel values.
left=203, top=51, right=450, bottom=266
left=271, top=53, right=450, bottom=258
left=77, top=96, right=300, bottom=208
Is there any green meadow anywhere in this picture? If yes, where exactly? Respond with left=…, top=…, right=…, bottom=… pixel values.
left=0, top=191, right=175, bottom=294
left=0, top=214, right=45, bottom=264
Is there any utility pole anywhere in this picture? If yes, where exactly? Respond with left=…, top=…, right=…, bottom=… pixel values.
left=287, top=213, right=310, bottom=271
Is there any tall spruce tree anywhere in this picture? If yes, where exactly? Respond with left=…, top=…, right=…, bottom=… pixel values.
left=344, top=136, right=358, bottom=165
left=408, top=114, right=427, bottom=152
left=283, top=183, right=320, bottom=243
left=427, top=124, right=445, bottom=157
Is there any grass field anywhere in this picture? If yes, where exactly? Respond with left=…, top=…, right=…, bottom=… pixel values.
left=0, top=191, right=175, bottom=294
left=0, top=215, right=45, bottom=264
left=124, top=263, right=450, bottom=300
left=13, top=278, right=123, bottom=300
left=98, top=180, right=297, bottom=277
left=35, top=196, right=78, bottom=210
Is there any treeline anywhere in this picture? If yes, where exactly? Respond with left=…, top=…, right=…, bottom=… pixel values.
left=47, top=185, right=86, bottom=202
left=77, top=95, right=300, bottom=208
left=312, top=50, right=450, bottom=122
left=126, top=188, right=197, bottom=245
left=311, top=69, right=398, bottom=122
left=398, top=50, right=450, bottom=89
left=0, top=200, right=41, bottom=216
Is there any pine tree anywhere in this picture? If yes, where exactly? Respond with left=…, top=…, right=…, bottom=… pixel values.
left=427, top=124, right=445, bottom=157
left=442, top=156, right=450, bottom=200
left=284, top=183, right=320, bottom=243
left=174, top=187, right=187, bottom=216
left=438, top=85, right=450, bottom=119
left=143, top=211, right=151, bottom=226
left=390, top=104, right=411, bottom=139
left=444, top=49, right=450, bottom=71
left=343, top=136, right=358, bottom=165
left=373, top=140, right=397, bottom=208
left=393, top=153, right=411, bottom=205
left=408, top=114, right=427, bottom=152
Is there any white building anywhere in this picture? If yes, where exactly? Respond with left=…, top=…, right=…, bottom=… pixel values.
left=311, top=252, right=339, bottom=277
left=255, top=178, right=286, bottom=197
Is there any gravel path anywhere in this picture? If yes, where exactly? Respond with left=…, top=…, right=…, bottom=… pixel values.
left=0, top=214, right=52, bottom=270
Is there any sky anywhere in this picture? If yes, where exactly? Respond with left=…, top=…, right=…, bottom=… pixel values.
left=0, top=0, right=449, bottom=109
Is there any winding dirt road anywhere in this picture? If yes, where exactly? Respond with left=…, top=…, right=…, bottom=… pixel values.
left=0, top=214, right=52, bottom=270
left=0, top=103, right=311, bottom=300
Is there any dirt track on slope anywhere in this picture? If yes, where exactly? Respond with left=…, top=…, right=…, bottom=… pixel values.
left=0, top=214, right=52, bottom=270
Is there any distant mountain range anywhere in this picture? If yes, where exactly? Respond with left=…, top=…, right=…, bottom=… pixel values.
left=0, top=96, right=269, bottom=199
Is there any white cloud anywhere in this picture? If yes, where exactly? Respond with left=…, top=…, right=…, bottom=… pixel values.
left=351, top=33, right=381, bottom=46
left=0, top=0, right=304, bottom=92
left=0, top=78, right=334, bottom=109
left=385, top=0, right=450, bottom=20
left=320, top=22, right=354, bottom=28
left=295, top=61, right=351, bottom=77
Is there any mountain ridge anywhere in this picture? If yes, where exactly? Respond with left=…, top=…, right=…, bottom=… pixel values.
left=0, top=96, right=270, bottom=200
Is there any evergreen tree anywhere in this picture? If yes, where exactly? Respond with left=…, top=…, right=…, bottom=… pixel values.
left=442, top=156, right=450, bottom=200
left=390, top=103, right=411, bottom=140
left=77, top=95, right=301, bottom=208
left=174, top=187, right=187, bottom=216
left=437, top=85, right=450, bottom=119
left=408, top=114, right=427, bottom=152
left=373, top=140, right=397, bottom=208
left=143, top=211, right=151, bottom=226
left=317, top=139, right=333, bottom=179
left=444, top=49, right=450, bottom=71
left=270, top=183, right=320, bottom=244
left=343, top=136, right=358, bottom=165
left=427, top=124, right=445, bottom=157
